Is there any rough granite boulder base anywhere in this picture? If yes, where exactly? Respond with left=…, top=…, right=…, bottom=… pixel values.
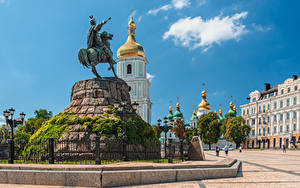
left=188, top=136, right=206, bottom=161
left=64, top=77, right=133, bottom=117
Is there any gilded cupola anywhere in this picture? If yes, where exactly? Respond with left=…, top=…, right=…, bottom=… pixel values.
left=198, top=89, right=210, bottom=111
left=117, top=11, right=145, bottom=58
left=173, top=97, right=184, bottom=119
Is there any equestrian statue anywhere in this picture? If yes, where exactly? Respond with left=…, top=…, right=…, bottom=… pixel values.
left=78, top=16, right=118, bottom=78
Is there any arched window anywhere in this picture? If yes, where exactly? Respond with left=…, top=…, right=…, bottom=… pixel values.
left=127, top=64, right=132, bottom=74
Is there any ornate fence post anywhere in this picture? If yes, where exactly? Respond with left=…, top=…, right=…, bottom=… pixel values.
left=8, top=139, right=14, bottom=164
left=168, top=139, right=173, bottom=163
left=180, top=140, right=184, bottom=162
left=48, top=138, right=54, bottom=164
left=95, top=136, right=101, bottom=165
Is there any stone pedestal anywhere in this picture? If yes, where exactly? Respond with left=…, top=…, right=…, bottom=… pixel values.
left=188, top=136, right=206, bottom=161
left=64, top=77, right=133, bottom=117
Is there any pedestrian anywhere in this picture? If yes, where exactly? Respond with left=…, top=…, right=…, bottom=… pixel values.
left=239, top=145, right=242, bottom=153
left=283, top=144, right=286, bottom=153
left=224, top=145, right=229, bottom=156
left=216, top=144, right=220, bottom=156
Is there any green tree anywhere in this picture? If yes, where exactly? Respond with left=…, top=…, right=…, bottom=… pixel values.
left=0, top=124, right=10, bottom=143
left=197, top=112, right=221, bottom=150
left=34, top=109, right=53, bottom=119
left=185, top=126, right=198, bottom=142
left=225, top=116, right=250, bottom=147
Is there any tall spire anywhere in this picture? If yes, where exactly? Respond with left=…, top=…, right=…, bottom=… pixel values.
left=219, top=104, right=223, bottom=117
left=176, top=97, right=180, bottom=111
left=128, top=8, right=136, bottom=36
left=229, top=96, right=233, bottom=110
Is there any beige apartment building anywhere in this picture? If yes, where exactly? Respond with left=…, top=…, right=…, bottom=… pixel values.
left=240, top=75, right=300, bottom=149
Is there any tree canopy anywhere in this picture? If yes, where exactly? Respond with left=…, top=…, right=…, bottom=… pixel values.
left=197, top=112, right=221, bottom=148
left=225, top=116, right=250, bottom=147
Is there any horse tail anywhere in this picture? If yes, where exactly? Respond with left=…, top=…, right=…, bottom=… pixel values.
left=78, top=48, right=90, bottom=68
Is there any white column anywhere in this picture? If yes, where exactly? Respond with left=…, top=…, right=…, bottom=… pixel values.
left=276, top=114, right=279, bottom=135
left=297, top=110, right=300, bottom=132
left=271, top=115, right=274, bottom=136
left=283, top=113, right=286, bottom=133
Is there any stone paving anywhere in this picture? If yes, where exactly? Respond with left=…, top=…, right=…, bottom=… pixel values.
left=126, top=149, right=300, bottom=188
left=1, top=149, right=300, bottom=187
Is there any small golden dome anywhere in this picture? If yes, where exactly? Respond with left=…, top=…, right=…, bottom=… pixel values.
left=229, top=101, right=233, bottom=109
left=198, top=89, right=210, bottom=111
left=176, top=102, right=180, bottom=111
left=233, top=105, right=237, bottom=112
left=192, top=109, right=196, bottom=116
left=169, top=105, right=173, bottom=113
left=117, top=13, right=145, bottom=58
left=219, top=109, right=223, bottom=116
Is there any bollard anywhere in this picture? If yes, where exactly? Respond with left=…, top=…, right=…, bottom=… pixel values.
left=95, top=136, right=101, bottom=165
left=48, top=138, right=54, bottom=164
left=8, top=139, right=14, bottom=164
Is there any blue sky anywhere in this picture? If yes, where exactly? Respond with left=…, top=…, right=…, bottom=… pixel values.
left=0, top=0, right=299, bottom=125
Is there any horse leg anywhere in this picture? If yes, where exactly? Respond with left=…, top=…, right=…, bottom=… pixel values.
left=107, top=57, right=118, bottom=78
left=91, top=65, right=101, bottom=78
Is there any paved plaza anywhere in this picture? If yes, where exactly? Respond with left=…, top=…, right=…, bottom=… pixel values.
left=125, top=149, right=300, bottom=188
left=1, top=149, right=300, bottom=187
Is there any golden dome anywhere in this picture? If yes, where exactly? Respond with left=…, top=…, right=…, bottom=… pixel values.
left=229, top=101, right=233, bottom=110
left=219, top=104, right=223, bottom=116
left=169, top=105, right=173, bottom=113
left=176, top=102, right=180, bottom=111
left=117, top=13, right=145, bottom=58
left=192, top=109, right=196, bottom=116
left=233, top=105, right=237, bottom=112
left=198, top=89, right=210, bottom=111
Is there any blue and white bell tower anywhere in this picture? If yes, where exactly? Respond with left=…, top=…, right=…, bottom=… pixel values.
left=116, top=14, right=152, bottom=124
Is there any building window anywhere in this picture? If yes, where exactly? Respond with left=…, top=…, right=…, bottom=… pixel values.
left=263, top=128, right=266, bottom=136
left=263, top=117, right=266, bottom=124
left=274, top=115, right=277, bottom=121
left=287, top=112, right=290, bottom=120
left=274, top=127, right=277, bottom=133
left=280, top=126, right=283, bottom=132
left=288, top=87, right=291, bottom=93
left=267, top=116, right=270, bottom=122
left=247, top=109, right=249, bottom=114
left=294, top=124, right=297, bottom=131
left=127, top=64, right=132, bottom=74
left=252, top=130, right=255, bottom=136
left=259, top=106, right=261, bottom=112
left=252, top=97, right=256, bottom=102
left=287, top=98, right=290, bottom=107
left=281, top=89, right=284, bottom=95
left=295, top=85, right=298, bottom=91
left=280, top=100, right=283, bottom=108
left=259, top=117, right=261, bottom=124
left=252, top=119, right=255, bottom=125
left=259, top=129, right=261, bottom=135
left=293, top=111, right=297, bottom=119
left=263, top=105, right=266, bottom=113
left=280, top=114, right=283, bottom=121
left=287, top=125, right=289, bottom=132
left=243, top=109, right=245, bottom=115
left=294, top=97, right=297, bottom=105
left=268, top=104, right=270, bottom=110
left=273, top=102, right=277, bottom=109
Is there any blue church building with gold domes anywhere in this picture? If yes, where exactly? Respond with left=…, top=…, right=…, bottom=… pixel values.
left=116, top=14, right=152, bottom=124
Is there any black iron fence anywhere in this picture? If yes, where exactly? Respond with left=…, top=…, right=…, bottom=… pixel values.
left=0, top=137, right=163, bottom=164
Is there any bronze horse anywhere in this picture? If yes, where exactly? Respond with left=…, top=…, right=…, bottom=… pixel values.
left=78, top=16, right=117, bottom=78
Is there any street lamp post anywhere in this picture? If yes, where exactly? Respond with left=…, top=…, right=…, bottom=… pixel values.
left=114, top=102, right=139, bottom=161
left=3, top=108, right=25, bottom=164
left=158, top=117, right=172, bottom=159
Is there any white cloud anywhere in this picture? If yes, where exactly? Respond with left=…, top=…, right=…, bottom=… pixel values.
left=252, top=23, right=271, bottom=32
left=146, top=73, right=155, bottom=82
left=163, top=12, right=249, bottom=51
left=147, top=0, right=190, bottom=15
left=147, top=4, right=172, bottom=15
left=172, top=0, right=190, bottom=9
left=0, top=115, right=5, bottom=125
left=0, top=0, right=6, bottom=4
